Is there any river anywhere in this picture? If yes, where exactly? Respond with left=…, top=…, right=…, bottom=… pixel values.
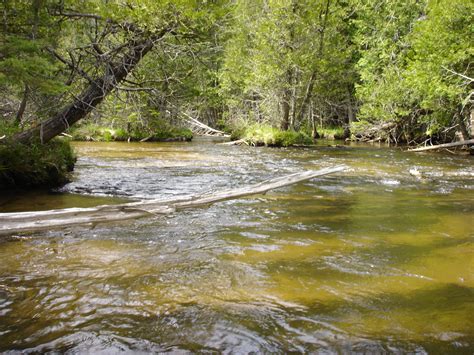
left=0, top=139, right=473, bottom=353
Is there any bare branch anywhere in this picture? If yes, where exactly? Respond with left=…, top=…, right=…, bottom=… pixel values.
left=442, top=66, right=474, bottom=82
left=116, top=86, right=156, bottom=92
left=46, top=47, right=94, bottom=83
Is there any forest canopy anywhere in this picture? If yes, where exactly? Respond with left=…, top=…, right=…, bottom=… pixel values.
left=0, top=0, right=473, bottom=145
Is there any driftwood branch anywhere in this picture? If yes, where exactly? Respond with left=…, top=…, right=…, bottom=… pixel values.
left=408, top=139, right=474, bottom=152
left=220, top=139, right=248, bottom=146
left=0, top=166, right=345, bottom=236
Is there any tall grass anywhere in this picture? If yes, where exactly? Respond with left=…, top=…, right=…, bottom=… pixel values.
left=238, top=124, right=313, bottom=147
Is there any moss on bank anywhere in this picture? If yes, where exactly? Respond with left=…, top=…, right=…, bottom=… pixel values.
left=234, top=124, right=313, bottom=147
left=69, top=123, right=193, bottom=142
left=0, top=139, right=76, bottom=190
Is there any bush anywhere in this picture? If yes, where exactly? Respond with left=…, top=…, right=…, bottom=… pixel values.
left=0, top=120, right=21, bottom=137
left=0, top=139, right=76, bottom=189
left=151, top=127, right=193, bottom=141
left=274, top=130, right=313, bottom=146
left=318, top=126, right=346, bottom=140
left=112, top=128, right=129, bottom=141
left=242, top=124, right=313, bottom=147
left=69, top=122, right=193, bottom=142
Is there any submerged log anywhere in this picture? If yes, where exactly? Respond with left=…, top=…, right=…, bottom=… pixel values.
left=0, top=166, right=346, bottom=236
left=408, top=139, right=474, bottom=152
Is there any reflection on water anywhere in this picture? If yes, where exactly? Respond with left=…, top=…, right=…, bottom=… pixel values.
left=0, top=139, right=473, bottom=352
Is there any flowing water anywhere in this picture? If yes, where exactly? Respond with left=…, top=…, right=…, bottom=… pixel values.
left=0, top=139, right=473, bottom=353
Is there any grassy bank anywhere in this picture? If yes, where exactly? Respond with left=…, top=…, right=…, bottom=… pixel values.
left=317, top=127, right=346, bottom=140
left=0, top=139, right=76, bottom=190
left=232, top=124, right=313, bottom=147
left=69, top=123, right=193, bottom=142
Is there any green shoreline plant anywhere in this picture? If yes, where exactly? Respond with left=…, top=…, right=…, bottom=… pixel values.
left=235, top=124, right=313, bottom=147
left=69, top=123, right=193, bottom=142
left=0, top=139, right=76, bottom=190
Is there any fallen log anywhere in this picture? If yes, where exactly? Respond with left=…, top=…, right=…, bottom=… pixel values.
left=140, top=135, right=153, bottom=142
left=220, top=139, right=248, bottom=146
left=408, top=139, right=474, bottom=152
left=0, top=166, right=346, bottom=236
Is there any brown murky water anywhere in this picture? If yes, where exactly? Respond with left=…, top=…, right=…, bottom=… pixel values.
left=0, top=139, right=473, bottom=353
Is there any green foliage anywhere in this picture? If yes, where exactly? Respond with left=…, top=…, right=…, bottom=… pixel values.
left=274, top=130, right=313, bottom=147
left=0, top=120, right=22, bottom=137
left=0, top=139, right=76, bottom=189
left=241, top=124, right=312, bottom=147
left=318, top=127, right=346, bottom=140
left=353, top=0, right=473, bottom=140
left=220, top=0, right=357, bottom=130
left=405, top=0, right=473, bottom=125
left=0, top=1, right=65, bottom=97
left=69, top=122, right=193, bottom=142
left=353, top=0, right=425, bottom=123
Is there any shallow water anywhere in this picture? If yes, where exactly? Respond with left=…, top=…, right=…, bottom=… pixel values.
left=0, top=139, right=473, bottom=353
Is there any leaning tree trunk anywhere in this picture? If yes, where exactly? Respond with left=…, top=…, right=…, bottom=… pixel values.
left=14, top=31, right=168, bottom=145
left=456, top=112, right=470, bottom=141
left=296, top=70, right=316, bottom=124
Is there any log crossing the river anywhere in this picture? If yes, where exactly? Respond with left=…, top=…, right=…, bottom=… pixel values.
left=0, top=166, right=346, bottom=236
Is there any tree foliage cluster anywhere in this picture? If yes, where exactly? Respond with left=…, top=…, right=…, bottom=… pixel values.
left=0, top=0, right=472, bottom=145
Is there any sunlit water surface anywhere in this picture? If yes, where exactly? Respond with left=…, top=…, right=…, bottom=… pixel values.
left=0, top=139, right=473, bottom=353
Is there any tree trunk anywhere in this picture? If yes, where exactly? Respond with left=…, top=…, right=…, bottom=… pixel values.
left=470, top=107, right=474, bottom=138
left=343, top=87, right=354, bottom=139
left=295, top=0, right=331, bottom=124
left=456, top=112, right=470, bottom=141
left=408, top=138, right=474, bottom=152
left=310, top=100, right=320, bottom=139
left=296, top=70, right=317, bottom=124
left=13, top=32, right=169, bottom=145
left=281, top=70, right=293, bottom=131
left=15, top=85, right=29, bottom=125
left=252, top=92, right=262, bottom=122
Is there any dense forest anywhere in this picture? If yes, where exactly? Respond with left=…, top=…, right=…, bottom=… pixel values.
left=0, top=0, right=473, bottom=186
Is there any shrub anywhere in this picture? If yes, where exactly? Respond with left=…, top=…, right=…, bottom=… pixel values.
left=69, top=121, right=193, bottom=142
left=242, top=124, right=313, bottom=147
left=318, top=126, right=346, bottom=140
left=274, top=130, right=313, bottom=146
left=0, top=139, right=76, bottom=189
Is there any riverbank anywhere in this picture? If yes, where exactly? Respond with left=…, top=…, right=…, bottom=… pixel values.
left=0, top=139, right=76, bottom=190
left=68, top=123, right=193, bottom=142
left=230, top=124, right=313, bottom=147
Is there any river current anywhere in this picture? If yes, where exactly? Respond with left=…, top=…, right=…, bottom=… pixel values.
left=0, top=139, right=473, bottom=353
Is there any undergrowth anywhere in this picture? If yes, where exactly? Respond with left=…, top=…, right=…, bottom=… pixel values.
left=69, top=123, right=193, bottom=142
left=237, top=124, right=313, bottom=147
left=0, top=139, right=76, bottom=189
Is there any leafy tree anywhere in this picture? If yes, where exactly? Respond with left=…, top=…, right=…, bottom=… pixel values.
left=406, top=0, right=473, bottom=139
left=220, top=0, right=357, bottom=135
left=0, top=0, right=65, bottom=124
left=353, top=0, right=473, bottom=142
left=3, top=0, right=228, bottom=143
